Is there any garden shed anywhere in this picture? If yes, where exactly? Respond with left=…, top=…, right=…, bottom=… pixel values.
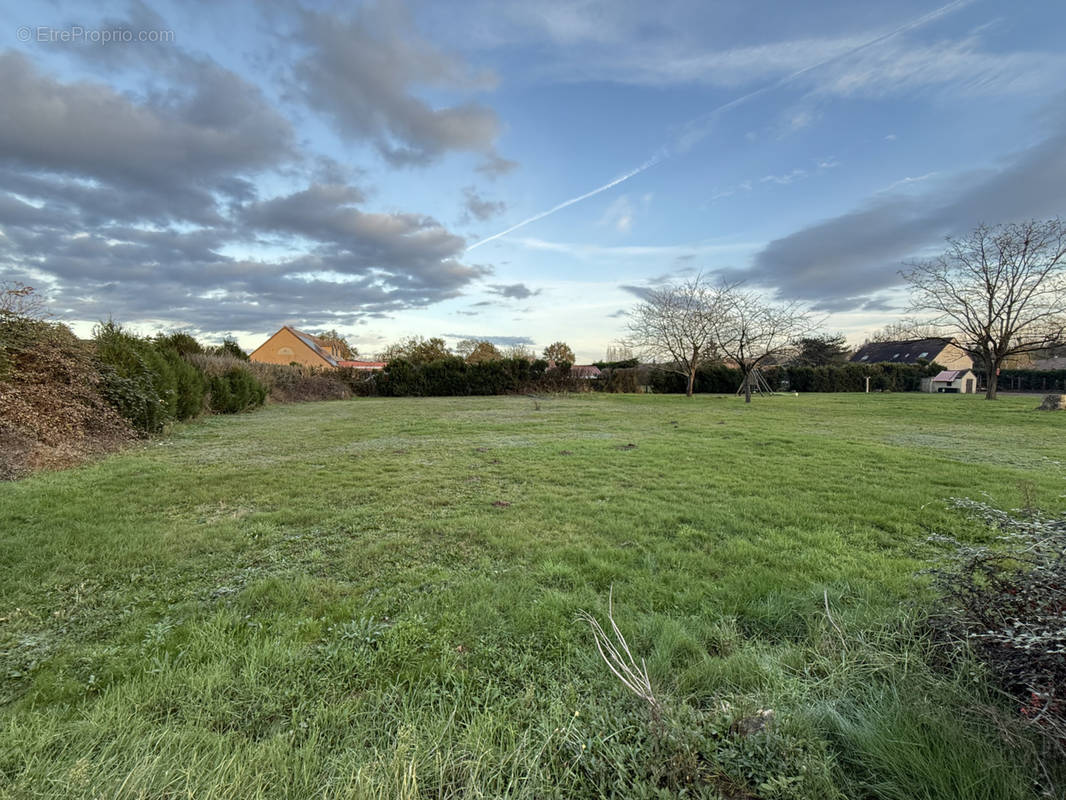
left=922, top=369, right=978, bottom=393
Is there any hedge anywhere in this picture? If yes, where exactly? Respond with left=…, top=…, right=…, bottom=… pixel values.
left=993, top=369, right=1066, bottom=393
left=375, top=357, right=582, bottom=397
left=645, top=362, right=941, bottom=394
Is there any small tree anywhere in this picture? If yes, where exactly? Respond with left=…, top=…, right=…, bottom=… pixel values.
left=378, top=336, right=452, bottom=364
left=903, top=220, right=1066, bottom=399
left=504, top=344, right=536, bottom=360
left=462, top=340, right=503, bottom=364
left=712, top=285, right=811, bottom=403
left=624, top=274, right=719, bottom=397
left=214, top=338, right=249, bottom=361
left=542, top=341, right=575, bottom=364
left=316, top=329, right=357, bottom=359
left=791, top=333, right=850, bottom=366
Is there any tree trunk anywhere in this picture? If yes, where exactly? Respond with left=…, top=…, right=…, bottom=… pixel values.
left=743, top=370, right=752, bottom=403
left=984, top=359, right=999, bottom=400
left=686, top=366, right=695, bottom=397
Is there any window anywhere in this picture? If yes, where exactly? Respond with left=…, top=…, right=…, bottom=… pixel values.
left=918, top=351, right=929, bottom=359
left=860, top=355, right=869, bottom=361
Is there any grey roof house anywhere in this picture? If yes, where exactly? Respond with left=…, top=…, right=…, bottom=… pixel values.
left=849, top=337, right=973, bottom=370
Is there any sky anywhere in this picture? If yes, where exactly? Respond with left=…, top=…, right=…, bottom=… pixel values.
left=1, top=0, right=1065, bottom=362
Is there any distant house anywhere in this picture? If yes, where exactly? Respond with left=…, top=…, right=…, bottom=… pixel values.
left=849, top=337, right=973, bottom=370
left=1029, top=356, right=1066, bottom=371
left=543, top=360, right=601, bottom=378
left=249, top=326, right=384, bottom=370
left=570, top=365, right=602, bottom=379
left=337, top=359, right=387, bottom=371
left=922, top=369, right=978, bottom=394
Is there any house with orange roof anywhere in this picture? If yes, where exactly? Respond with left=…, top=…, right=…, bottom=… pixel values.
left=249, top=326, right=384, bottom=370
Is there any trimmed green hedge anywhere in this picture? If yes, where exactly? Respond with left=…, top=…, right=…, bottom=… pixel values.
left=375, top=357, right=568, bottom=396
left=646, top=362, right=941, bottom=394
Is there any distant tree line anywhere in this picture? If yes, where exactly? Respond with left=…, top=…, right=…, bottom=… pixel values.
left=377, top=336, right=578, bottom=367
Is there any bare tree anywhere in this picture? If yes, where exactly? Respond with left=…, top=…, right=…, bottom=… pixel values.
left=863, top=319, right=946, bottom=344
left=903, top=220, right=1066, bottom=399
left=624, top=274, right=719, bottom=397
left=712, top=285, right=812, bottom=403
left=503, top=344, right=536, bottom=360
left=0, top=282, right=47, bottom=320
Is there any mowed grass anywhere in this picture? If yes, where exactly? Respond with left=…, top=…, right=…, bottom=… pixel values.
left=1, top=393, right=1063, bottom=799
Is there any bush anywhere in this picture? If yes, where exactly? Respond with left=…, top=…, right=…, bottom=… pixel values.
left=598, top=366, right=642, bottom=393
left=208, top=367, right=267, bottom=414
left=93, top=322, right=210, bottom=432
left=927, top=498, right=1066, bottom=757
left=157, top=346, right=207, bottom=420
left=94, top=321, right=181, bottom=434
left=188, top=354, right=350, bottom=404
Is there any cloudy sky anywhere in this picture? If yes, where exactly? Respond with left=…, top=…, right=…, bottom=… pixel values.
left=1, top=0, right=1064, bottom=360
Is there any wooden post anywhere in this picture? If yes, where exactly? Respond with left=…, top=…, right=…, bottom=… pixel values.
left=865, top=376, right=870, bottom=394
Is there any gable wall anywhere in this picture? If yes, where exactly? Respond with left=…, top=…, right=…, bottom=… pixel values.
left=250, top=328, right=332, bottom=368
left=934, top=343, right=974, bottom=371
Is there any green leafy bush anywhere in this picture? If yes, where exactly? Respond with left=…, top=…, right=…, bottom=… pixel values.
left=94, top=322, right=179, bottom=433
left=93, top=323, right=210, bottom=432
left=208, top=367, right=266, bottom=414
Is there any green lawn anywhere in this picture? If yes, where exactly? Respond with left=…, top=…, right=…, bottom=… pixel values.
left=1, top=393, right=1063, bottom=799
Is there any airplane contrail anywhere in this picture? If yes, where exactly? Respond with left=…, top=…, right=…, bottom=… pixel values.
left=467, top=156, right=661, bottom=252
left=466, top=0, right=974, bottom=253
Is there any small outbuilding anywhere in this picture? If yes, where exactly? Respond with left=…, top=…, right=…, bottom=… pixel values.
left=922, top=369, right=978, bottom=394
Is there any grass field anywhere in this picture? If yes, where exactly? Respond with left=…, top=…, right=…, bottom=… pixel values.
left=1, top=393, right=1063, bottom=798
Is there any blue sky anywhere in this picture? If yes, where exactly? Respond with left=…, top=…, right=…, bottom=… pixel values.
left=1, top=0, right=1064, bottom=361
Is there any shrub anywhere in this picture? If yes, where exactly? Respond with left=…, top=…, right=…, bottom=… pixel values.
left=154, top=331, right=204, bottom=356
left=188, top=354, right=351, bottom=404
left=208, top=367, right=267, bottom=414
left=597, top=366, right=642, bottom=393
left=94, top=321, right=180, bottom=434
left=156, top=346, right=207, bottom=421
left=927, top=498, right=1066, bottom=757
